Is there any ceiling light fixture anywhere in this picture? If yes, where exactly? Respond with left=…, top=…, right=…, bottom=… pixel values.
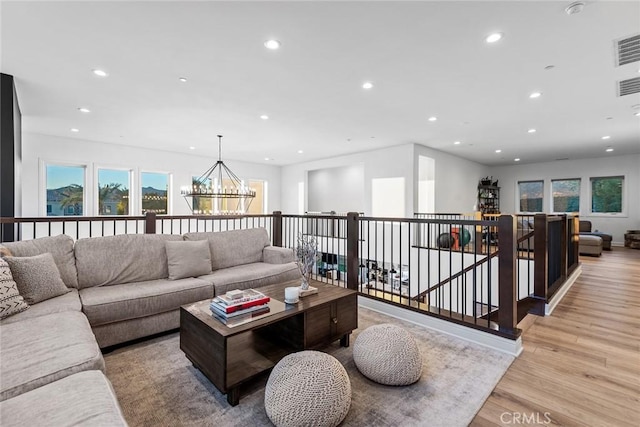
left=179, top=77, right=188, bottom=82
left=602, top=136, right=611, bottom=140
left=529, top=92, right=542, bottom=99
left=362, top=82, right=373, bottom=89
left=92, top=69, right=108, bottom=77
left=495, top=149, right=502, bottom=153
left=70, top=128, right=79, bottom=133
left=514, top=158, right=521, bottom=162
left=428, top=116, right=437, bottom=122
left=260, top=115, right=269, bottom=120
left=528, top=129, right=537, bottom=133
left=485, top=33, right=503, bottom=43
left=297, top=150, right=304, bottom=154
left=565, top=1, right=585, bottom=15
left=264, top=40, right=281, bottom=50
left=453, top=141, right=461, bottom=145
left=264, top=157, right=270, bottom=161
left=605, top=148, right=614, bottom=152
left=635, top=112, right=640, bottom=116
left=189, top=146, right=195, bottom=150
left=180, top=135, right=256, bottom=214
left=78, top=107, right=90, bottom=113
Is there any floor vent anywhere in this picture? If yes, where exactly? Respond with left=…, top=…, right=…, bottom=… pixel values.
left=618, top=77, right=640, bottom=97
left=617, top=34, right=640, bottom=66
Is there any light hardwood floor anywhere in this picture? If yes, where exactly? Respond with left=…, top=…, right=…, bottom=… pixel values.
left=471, top=247, right=640, bottom=427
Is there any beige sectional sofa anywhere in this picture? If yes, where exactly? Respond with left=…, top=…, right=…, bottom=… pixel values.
left=0, top=227, right=299, bottom=426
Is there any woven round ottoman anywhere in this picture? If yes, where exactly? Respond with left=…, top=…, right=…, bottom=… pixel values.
left=353, top=324, right=422, bottom=385
left=265, top=350, right=351, bottom=427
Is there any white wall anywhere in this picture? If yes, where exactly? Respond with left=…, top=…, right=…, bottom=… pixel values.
left=308, top=164, right=365, bottom=213
left=491, top=154, right=640, bottom=245
left=21, top=133, right=282, bottom=216
left=413, top=145, right=490, bottom=214
left=281, top=144, right=415, bottom=216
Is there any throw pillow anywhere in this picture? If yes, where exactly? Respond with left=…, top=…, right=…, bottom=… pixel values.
left=0, top=257, right=29, bottom=319
left=165, top=240, right=212, bottom=280
left=5, top=253, right=70, bottom=305
left=0, top=245, right=12, bottom=257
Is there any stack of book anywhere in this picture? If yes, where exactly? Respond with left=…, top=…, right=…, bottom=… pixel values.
left=210, top=289, right=270, bottom=321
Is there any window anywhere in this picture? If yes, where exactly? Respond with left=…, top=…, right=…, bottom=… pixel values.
left=245, top=180, right=266, bottom=214
left=191, top=176, right=213, bottom=214
left=551, top=179, right=580, bottom=213
left=46, top=164, right=85, bottom=216
left=518, top=181, right=543, bottom=212
left=98, top=169, right=130, bottom=215
left=591, top=176, right=623, bottom=214
left=141, top=172, right=169, bottom=214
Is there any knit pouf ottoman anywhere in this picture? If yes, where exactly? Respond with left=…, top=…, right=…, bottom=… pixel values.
left=353, top=324, right=422, bottom=385
left=265, top=351, right=351, bottom=427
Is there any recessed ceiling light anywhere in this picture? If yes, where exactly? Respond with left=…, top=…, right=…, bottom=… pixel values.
left=264, top=157, right=270, bottom=161
left=297, top=150, right=304, bottom=154
left=189, top=146, right=195, bottom=150
left=264, top=39, right=281, bottom=50
left=70, top=128, right=79, bottom=133
left=78, top=107, right=90, bottom=113
left=453, top=141, right=461, bottom=145
left=485, top=33, right=503, bottom=43
left=179, top=77, right=187, bottom=83
left=362, top=82, right=373, bottom=89
left=528, top=128, right=537, bottom=133
left=529, top=92, right=542, bottom=99
left=514, top=158, right=521, bottom=162
left=544, top=65, right=555, bottom=70
left=605, top=148, right=614, bottom=152
left=602, top=135, right=611, bottom=140
left=495, top=149, right=502, bottom=153
left=260, top=115, right=269, bottom=120
left=428, top=116, right=437, bottom=122
left=565, top=1, right=585, bottom=15
left=635, top=112, right=640, bottom=116
left=92, top=69, right=108, bottom=77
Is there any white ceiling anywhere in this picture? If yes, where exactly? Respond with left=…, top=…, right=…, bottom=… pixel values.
left=2, top=1, right=639, bottom=166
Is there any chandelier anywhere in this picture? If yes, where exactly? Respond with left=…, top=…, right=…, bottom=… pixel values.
left=181, top=135, right=256, bottom=214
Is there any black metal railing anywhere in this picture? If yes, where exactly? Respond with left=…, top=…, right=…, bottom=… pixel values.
left=1, top=211, right=580, bottom=340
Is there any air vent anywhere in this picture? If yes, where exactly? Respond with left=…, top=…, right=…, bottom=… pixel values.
left=616, top=34, right=640, bottom=66
left=618, top=77, right=640, bottom=96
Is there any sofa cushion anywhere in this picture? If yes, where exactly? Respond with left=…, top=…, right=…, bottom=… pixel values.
left=579, top=220, right=592, bottom=233
left=184, top=228, right=270, bottom=270
left=1, top=234, right=78, bottom=288
left=166, top=240, right=212, bottom=280
left=0, top=258, right=29, bottom=320
left=0, top=289, right=81, bottom=326
left=263, top=246, right=296, bottom=264
left=0, top=311, right=104, bottom=401
left=75, top=233, right=183, bottom=288
left=5, top=253, right=70, bottom=305
left=0, top=371, right=127, bottom=427
left=198, top=262, right=300, bottom=296
left=79, top=277, right=213, bottom=326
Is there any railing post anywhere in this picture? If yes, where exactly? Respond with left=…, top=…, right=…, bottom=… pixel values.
left=533, top=214, right=548, bottom=305
left=346, top=212, right=359, bottom=291
left=474, top=211, right=483, bottom=253
left=560, top=214, right=568, bottom=280
left=144, top=212, right=157, bottom=234
left=272, top=211, right=282, bottom=247
left=497, top=214, right=518, bottom=335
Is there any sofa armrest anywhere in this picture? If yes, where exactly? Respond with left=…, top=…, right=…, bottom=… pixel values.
left=263, top=246, right=295, bottom=264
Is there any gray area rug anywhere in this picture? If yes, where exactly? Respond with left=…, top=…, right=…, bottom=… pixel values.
left=104, top=307, right=513, bottom=427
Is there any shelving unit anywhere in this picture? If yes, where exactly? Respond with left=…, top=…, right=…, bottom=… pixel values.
left=477, top=184, right=500, bottom=215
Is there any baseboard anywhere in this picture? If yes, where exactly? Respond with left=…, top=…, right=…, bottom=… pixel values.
left=358, top=296, right=523, bottom=357
left=545, top=264, right=582, bottom=315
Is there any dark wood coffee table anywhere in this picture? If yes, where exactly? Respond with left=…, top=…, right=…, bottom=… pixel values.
left=179, top=279, right=358, bottom=406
